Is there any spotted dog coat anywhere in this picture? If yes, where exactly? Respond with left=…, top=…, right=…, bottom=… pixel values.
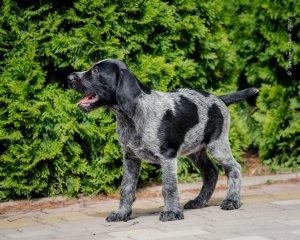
left=68, top=59, right=259, bottom=222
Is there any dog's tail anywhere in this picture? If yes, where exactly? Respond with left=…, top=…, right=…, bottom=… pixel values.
left=219, top=88, right=259, bottom=106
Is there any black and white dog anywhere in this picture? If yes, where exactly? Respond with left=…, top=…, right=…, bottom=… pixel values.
left=68, top=59, right=258, bottom=222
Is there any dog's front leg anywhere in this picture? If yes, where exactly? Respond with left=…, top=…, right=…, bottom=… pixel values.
left=106, top=152, right=141, bottom=222
left=159, top=158, right=184, bottom=222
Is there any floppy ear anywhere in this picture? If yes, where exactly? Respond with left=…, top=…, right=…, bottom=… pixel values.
left=116, top=69, right=142, bottom=117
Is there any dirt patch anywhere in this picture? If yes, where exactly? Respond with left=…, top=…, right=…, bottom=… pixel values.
left=242, top=152, right=270, bottom=176
left=0, top=195, right=117, bottom=215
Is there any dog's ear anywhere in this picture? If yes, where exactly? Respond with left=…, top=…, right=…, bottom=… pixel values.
left=116, top=69, right=142, bottom=117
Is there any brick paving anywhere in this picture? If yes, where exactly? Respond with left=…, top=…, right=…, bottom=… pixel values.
left=0, top=173, right=300, bottom=240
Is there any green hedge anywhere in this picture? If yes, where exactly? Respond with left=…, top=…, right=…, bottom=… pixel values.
left=223, top=0, right=300, bottom=168
left=0, top=0, right=299, bottom=200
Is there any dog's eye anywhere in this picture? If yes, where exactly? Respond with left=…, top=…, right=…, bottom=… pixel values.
left=92, top=66, right=99, bottom=74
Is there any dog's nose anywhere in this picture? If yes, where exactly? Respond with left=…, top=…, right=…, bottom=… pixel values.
left=67, top=73, right=80, bottom=82
left=68, top=73, right=81, bottom=89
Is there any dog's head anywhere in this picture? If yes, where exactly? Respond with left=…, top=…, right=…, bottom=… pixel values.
left=68, top=59, right=148, bottom=115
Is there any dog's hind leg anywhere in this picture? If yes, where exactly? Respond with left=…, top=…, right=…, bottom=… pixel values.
left=184, top=148, right=219, bottom=209
left=106, top=151, right=141, bottom=222
left=208, top=139, right=241, bottom=210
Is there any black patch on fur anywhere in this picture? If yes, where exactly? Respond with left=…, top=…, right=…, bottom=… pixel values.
left=139, top=82, right=152, bottom=94
left=137, top=148, right=160, bottom=163
left=196, top=90, right=210, bottom=97
left=159, top=96, right=199, bottom=158
left=203, top=104, right=224, bottom=143
left=116, top=70, right=142, bottom=117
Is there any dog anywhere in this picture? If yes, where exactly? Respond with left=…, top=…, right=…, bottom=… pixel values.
left=68, top=59, right=259, bottom=222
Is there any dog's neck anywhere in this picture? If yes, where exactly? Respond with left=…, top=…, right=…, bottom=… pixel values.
left=110, top=89, right=152, bottom=131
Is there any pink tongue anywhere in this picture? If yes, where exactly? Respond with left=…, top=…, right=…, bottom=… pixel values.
left=80, top=94, right=97, bottom=104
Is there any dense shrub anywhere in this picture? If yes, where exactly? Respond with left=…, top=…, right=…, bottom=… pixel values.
left=254, top=84, right=300, bottom=168
left=223, top=0, right=300, bottom=168
left=0, top=39, right=123, bottom=199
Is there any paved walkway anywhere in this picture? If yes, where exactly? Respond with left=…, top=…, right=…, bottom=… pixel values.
left=0, top=173, right=300, bottom=240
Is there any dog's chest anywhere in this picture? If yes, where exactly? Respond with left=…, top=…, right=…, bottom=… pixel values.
left=117, top=122, right=160, bottom=164
left=116, top=120, right=140, bottom=147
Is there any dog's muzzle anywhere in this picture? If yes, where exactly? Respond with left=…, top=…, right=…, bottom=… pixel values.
left=67, top=73, right=81, bottom=89
left=67, top=72, right=100, bottom=111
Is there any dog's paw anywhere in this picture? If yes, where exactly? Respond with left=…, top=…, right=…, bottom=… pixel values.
left=184, top=199, right=206, bottom=209
left=106, top=211, right=131, bottom=222
left=159, top=211, right=184, bottom=222
left=220, top=199, right=241, bottom=210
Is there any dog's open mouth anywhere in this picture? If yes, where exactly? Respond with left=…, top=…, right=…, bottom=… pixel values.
left=78, top=93, right=99, bottom=106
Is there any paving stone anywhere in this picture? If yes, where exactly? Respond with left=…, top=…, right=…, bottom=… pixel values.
left=270, top=191, right=300, bottom=201
left=199, top=232, right=242, bottom=240
left=290, top=230, right=300, bottom=236
left=223, top=236, right=272, bottom=240
left=109, top=228, right=163, bottom=240
left=19, top=236, right=55, bottom=240
left=60, top=212, right=96, bottom=221
left=37, top=215, right=65, bottom=225
left=52, top=234, right=108, bottom=240
left=51, top=232, right=114, bottom=240
left=233, top=223, right=300, bottom=240
left=0, top=234, right=9, bottom=240
left=4, top=226, right=57, bottom=239
left=51, top=220, right=93, bottom=233
left=0, top=218, right=40, bottom=230
left=279, top=219, right=300, bottom=226
left=109, top=227, right=209, bottom=240
left=160, top=236, right=205, bottom=240
left=260, top=230, right=300, bottom=240
left=272, top=199, right=300, bottom=206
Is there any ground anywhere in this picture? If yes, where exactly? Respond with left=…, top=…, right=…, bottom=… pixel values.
left=0, top=173, right=300, bottom=240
